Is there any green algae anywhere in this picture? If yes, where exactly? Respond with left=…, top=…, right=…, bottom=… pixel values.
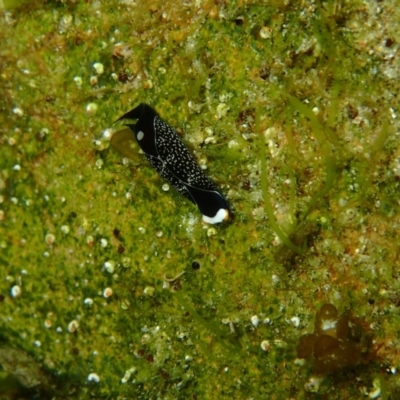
left=1, top=0, right=400, bottom=398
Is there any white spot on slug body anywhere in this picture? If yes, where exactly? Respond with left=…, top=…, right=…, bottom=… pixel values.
left=136, top=130, right=144, bottom=141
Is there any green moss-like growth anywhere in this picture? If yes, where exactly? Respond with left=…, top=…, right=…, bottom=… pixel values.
left=1, top=0, right=400, bottom=398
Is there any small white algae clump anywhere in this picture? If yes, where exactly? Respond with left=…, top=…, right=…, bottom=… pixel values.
left=104, top=260, right=115, bottom=274
left=87, top=373, right=100, bottom=383
left=121, top=367, right=136, bottom=384
left=45, top=233, right=56, bottom=245
left=93, top=62, right=104, bottom=75
left=11, top=285, right=22, bottom=298
left=68, top=320, right=79, bottom=333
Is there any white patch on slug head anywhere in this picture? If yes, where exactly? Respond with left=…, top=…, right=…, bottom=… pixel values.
left=202, top=208, right=229, bottom=224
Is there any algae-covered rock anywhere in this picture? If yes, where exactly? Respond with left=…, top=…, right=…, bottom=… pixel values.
left=0, top=345, right=52, bottom=398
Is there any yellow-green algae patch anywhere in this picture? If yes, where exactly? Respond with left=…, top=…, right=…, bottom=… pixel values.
left=1, top=0, right=400, bottom=398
